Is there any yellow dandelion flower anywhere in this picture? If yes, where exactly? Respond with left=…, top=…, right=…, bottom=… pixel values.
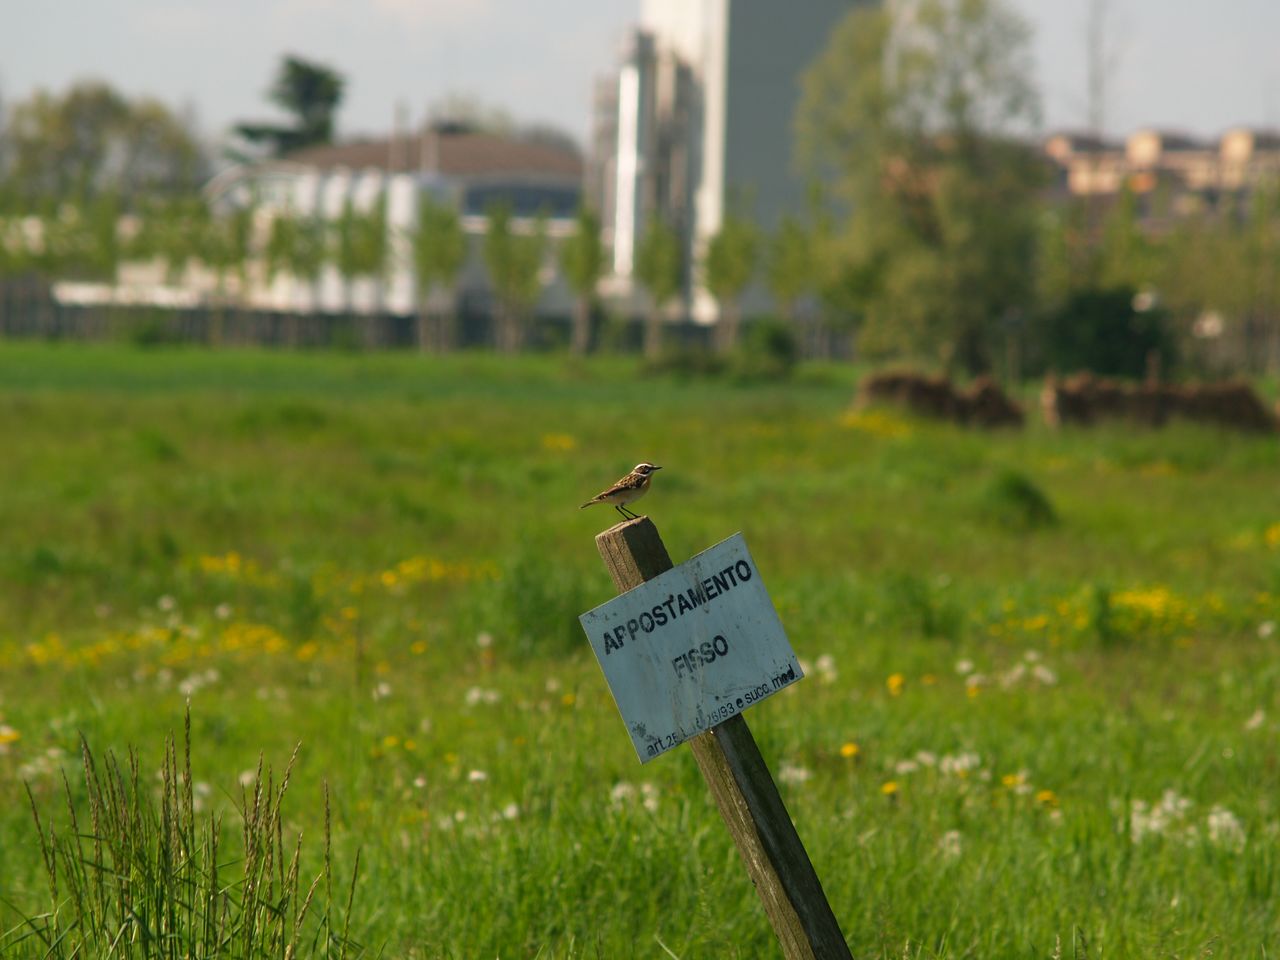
left=880, top=780, right=900, bottom=796
left=541, top=433, right=578, bottom=452
left=1036, top=789, right=1059, bottom=807
left=381, top=735, right=400, bottom=749
left=1001, top=772, right=1026, bottom=788
left=410, top=640, right=428, bottom=655
left=886, top=673, right=905, bottom=697
left=561, top=692, right=577, bottom=707
left=966, top=684, right=981, bottom=699
left=1265, top=522, right=1280, bottom=549
left=0, top=725, right=20, bottom=746
left=840, top=742, right=860, bottom=759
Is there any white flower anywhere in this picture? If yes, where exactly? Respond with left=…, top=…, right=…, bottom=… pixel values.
left=1259, top=620, right=1276, bottom=639
left=778, top=762, right=813, bottom=786
left=609, top=782, right=637, bottom=807
left=894, top=759, right=920, bottom=775
left=501, top=802, right=520, bottom=820
left=999, top=663, right=1026, bottom=688
left=373, top=682, right=393, bottom=700
left=1032, top=664, right=1058, bottom=686
left=464, top=686, right=501, bottom=706
left=214, top=603, right=233, bottom=620
left=915, top=751, right=937, bottom=767
left=815, top=654, right=838, bottom=683
left=476, top=632, right=494, bottom=648
left=238, top=769, right=257, bottom=787
left=1207, top=806, right=1245, bottom=850
left=1244, top=709, right=1265, bottom=732
left=937, top=830, right=963, bottom=858
left=544, top=677, right=562, bottom=693
left=413, top=776, right=427, bottom=789
left=940, top=752, right=981, bottom=776
left=1023, top=649, right=1041, bottom=662
left=467, top=769, right=489, bottom=783
left=954, top=659, right=974, bottom=675
left=158, top=594, right=176, bottom=612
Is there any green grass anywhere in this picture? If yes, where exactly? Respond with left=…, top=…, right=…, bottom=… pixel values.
left=0, top=343, right=1278, bottom=957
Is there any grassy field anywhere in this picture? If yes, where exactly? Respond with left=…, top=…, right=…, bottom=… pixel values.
left=0, top=342, right=1278, bottom=958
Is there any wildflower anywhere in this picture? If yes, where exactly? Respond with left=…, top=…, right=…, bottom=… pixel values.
left=214, top=603, right=233, bottom=620
left=410, top=640, right=427, bottom=654
left=954, top=659, right=974, bottom=676
left=467, top=769, right=488, bottom=783
left=1260, top=620, right=1276, bottom=639
left=839, top=742, right=860, bottom=759
left=937, top=830, right=962, bottom=858
left=940, top=752, right=981, bottom=776
left=413, top=776, right=427, bottom=789
left=1032, top=664, right=1058, bottom=686
left=1207, top=806, right=1245, bottom=850
left=886, top=673, right=905, bottom=697
left=561, top=692, right=576, bottom=707
left=880, top=781, right=900, bottom=796
left=1244, top=709, right=1265, bottom=732
left=501, top=802, right=520, bottom=820
left=476, top=632, right=494, bottom=649
left=779, top=762, right=814, bottom=786
left=0, top=724, right=20, bottom=752
left=382, top=734, right=400, bottom=749
left=915, top=751, right=937, bottom=767
left=1036, top=789, right=1059, bottom=808
left=238, top=769, right=257, bottom=787
left=815, top=654, right=838, bottom=683
left=464, top=686, right=501, bottom=706
left=610, top=782, right=637, bottom=807
left=894, top=759, right=919, bottom=775
left=373, top=682, right=393, bottom=700
left=541, top=433, right=578, bottom=452
left=158, top=594, right=177, bottom=612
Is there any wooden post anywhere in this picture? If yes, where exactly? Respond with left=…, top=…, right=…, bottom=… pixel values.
left=594, top=516, right=852, bottom=960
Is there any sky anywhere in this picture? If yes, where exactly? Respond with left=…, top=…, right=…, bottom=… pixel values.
left=3, top=0, right=1279, bottom=148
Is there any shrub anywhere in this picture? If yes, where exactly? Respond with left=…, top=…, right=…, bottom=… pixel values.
left=978, top=468, right=1058, bottom=531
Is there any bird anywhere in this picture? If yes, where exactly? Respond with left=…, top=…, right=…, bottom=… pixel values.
left=580, top=462, right=662, bottom=521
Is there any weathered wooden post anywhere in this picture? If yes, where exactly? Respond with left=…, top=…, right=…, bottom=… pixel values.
left=584, top=516, right=852, bottom=960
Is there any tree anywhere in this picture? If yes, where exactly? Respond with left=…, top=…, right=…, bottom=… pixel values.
left=559, top=206, right=604, bottom=355
left=411, top=196, right=468, bottom=351
left=704, top=213, right=758, bottom=353
left=798, top=0, right=1042, bottom=374
left=333, top=193, right=388, bottom=342
left=483, top=201, right=547, bottom=353
left=4, top=82, right=202, bottom=205
left=765, top=215, right=813, bottom=324
left=234, top=56, right=344, bottom=158
left=633, top=218, right=682, bottom=359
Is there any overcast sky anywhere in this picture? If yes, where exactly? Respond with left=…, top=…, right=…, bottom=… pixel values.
left=4, top=1, right=1278, bottom=147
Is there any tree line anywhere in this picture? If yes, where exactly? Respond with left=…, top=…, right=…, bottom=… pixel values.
left=1, top=2, right=1278, bottom=375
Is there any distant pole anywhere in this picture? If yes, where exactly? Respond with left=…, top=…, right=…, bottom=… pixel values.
left=593, top=517, right=852, bottom=960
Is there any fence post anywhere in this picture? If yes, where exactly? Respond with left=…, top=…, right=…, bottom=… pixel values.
left=594, top=516, right=852, bottom=960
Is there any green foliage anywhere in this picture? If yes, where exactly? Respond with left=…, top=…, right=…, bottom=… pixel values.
left=1038, top=286, right=1175, bottom=377
left=7, top=717, right=360, bottom=959
left=704, top=213, right=759, bottom=352
left=482, top=201, right=547, bottom=352
left=633, top=217, right=683, bottom=358
left=4, top=81, right=203, bottom=205
left=734, top=318, right=799, bottom=381
left=799, top=0, right=1042, bottom=373
left=977, top=467, right=1058, bottom=531
left=0, top=347, right=1278, bottom=956
left=559, top=207, right=604, bottom=356
left=234, top=56, right=345, bottom=157
left=765, top=215, right=814, bottom=321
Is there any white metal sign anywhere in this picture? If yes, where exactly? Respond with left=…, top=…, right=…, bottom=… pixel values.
left=579, top=532, right=804, bottom=762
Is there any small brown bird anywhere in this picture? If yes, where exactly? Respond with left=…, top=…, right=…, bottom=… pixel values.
left=580, top=462, right=662, bottom=520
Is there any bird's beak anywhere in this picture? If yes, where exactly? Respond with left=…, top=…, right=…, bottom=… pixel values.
left=652, top=465, right=663, bottom=471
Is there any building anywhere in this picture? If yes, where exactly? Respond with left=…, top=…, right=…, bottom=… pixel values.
left=590, top=0, right=860, bottom=320
left=202, top=124, right=583, bottom=316
left=1044, top=127, right=1280, bottom=225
